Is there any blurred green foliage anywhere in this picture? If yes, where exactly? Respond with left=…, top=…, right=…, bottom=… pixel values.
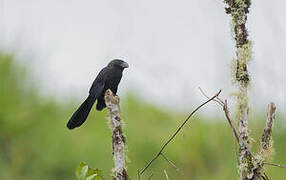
left=0, top=52, right=286, bottom=179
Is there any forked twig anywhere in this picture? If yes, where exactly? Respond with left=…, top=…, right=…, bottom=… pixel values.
left=198, top=87, right=224, bottom=106
left=199, top=88, right=241, bottom=166
left=198, top=88, right=239, bottom=143
left=161, top=153, right=178, bottom=171
left=139, top=90, right=222, bottom=175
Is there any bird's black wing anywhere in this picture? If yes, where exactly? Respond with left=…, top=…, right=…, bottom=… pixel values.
left=89, top=67, right=108, bottom=98
left=66, top=67, right=107, bottom=129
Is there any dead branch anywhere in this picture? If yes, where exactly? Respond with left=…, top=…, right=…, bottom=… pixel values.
left=198, top=87, right=224, bottom=106
left=259, top=103, right=276, bottom=159
left=198, top=88, right=240, bottom=144
left=139, top=90, right=222, bottom=175
left=222, top=99, right=242, bottom=167
left=201, top=88, right=255, bottom=169
left=105, top=89, right=128, bottom=180
left=223, top=100, right=240, bottom=144
left=199, top=88, right=241, bottom=166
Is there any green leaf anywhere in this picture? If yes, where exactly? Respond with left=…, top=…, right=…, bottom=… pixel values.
left=85, top=174, right=98, bottom=180
left=76, top=162, right=88, bottom=180
left=75, top=162, right=104, bottom=180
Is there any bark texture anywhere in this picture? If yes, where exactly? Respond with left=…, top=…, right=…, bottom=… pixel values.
left=224, top=1, right=277, bottom=179
left=259, top=103, right=276, bottom=159
left=224, top=0, right=252, bottom=179
left=105, top=89, right=128, bottom=180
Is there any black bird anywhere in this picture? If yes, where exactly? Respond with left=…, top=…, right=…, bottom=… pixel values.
left=67, top=59, right=129, bottom=129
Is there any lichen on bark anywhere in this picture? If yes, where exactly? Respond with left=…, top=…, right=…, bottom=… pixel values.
left=105, top=89, right=128, bottom=180
left=224, top=0, right=253, bottom=179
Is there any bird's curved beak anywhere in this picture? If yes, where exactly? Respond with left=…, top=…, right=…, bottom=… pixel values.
left=122, top=62, right=129, bottom=68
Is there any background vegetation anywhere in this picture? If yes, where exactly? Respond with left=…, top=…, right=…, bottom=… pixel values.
left=0, top=52, right=285, bottom=179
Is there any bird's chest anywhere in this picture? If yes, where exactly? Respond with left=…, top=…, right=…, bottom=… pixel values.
left=104, top=71, right=122, bottom=93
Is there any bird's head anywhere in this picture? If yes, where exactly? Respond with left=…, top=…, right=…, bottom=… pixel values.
left=107, top=59, right=129, bottom=69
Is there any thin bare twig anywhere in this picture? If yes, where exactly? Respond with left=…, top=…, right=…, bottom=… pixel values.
left=225, top=105, right=240, bottom=167
left=139, top=90, right=222, bottom=175
left=198, top=87, right=224, bottom=106
left=161, top=153, right=179, bottom=171
left=264, top=162, right=286, bottom=169
left=164, top=170, right=170, bottom=180
left=198, top=88, right=240, bottom=144
left=223, top=100, right=240, bottom=143
left=232, top=132, right=240, bottom=166
left=222, top=100, right=256, bottom=162
left=199, top=88, right=240, bottom=166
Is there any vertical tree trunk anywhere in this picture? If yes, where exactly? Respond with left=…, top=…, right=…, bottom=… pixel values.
left=105, top=89, right=128, bottom=180
left=224, top=0, right=253, bottom=179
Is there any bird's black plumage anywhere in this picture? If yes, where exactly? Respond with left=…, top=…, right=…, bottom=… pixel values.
left=67, top=59, right=129, bottom=129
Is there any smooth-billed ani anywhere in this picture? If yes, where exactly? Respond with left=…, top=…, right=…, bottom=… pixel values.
left=67, top=59, right=129, bottom=129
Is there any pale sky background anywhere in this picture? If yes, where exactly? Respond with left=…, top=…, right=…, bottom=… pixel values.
left=0, top=0, right=285, bottom=115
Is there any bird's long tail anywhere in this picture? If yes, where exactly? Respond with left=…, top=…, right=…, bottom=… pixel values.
left=67, top=95, right=96, bottom=129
